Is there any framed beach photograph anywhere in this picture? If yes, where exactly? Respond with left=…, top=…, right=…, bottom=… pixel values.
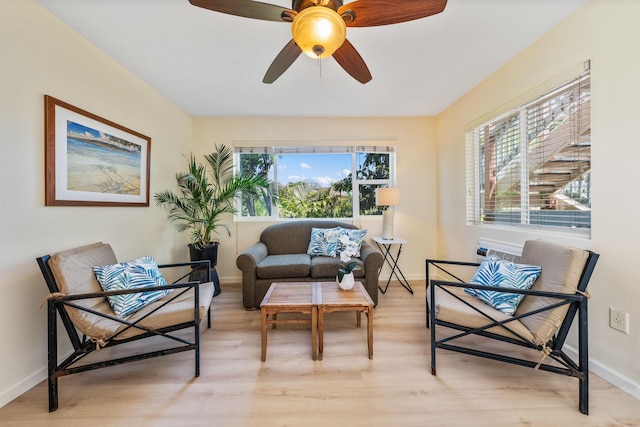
left=44, top=95, right=151, bottom=206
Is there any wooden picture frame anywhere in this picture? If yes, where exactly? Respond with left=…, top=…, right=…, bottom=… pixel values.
left=44, top=95, right=151, bottom=206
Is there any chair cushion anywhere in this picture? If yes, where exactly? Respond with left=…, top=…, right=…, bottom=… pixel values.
left=430, top=285, right=534, bottom=342
left=256, top=254, right=311, bottom=279
left=48, top=243, right=215, bottom=341
left=114, top=281, right=215, bottom=340
left=93, top=256, right=170, bottom=318
left=466, top=256, right=541, bottom=315
left=77, top=280, right=215, bottom=342
left=306, top=227, right=341, bottom=257
left=48, top=243, right=120, bottom=339
left=516, top=240, right=589, bottom=345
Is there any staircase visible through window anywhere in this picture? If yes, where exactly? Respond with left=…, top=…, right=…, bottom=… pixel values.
left=467, top=66, right=591, bottom=233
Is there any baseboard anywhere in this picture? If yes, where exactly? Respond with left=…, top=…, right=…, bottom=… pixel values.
left=564, top=344, right=640, bottom=400
left=378, top=273, right=425, bottom=282
left=0, top=348, right=76, bottom=409
left=220, top=276, right=242, bottom=285
left=0, top=366, right=47, bottom=409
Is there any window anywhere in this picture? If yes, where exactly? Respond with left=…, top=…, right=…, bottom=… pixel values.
left=235, top=145, right=395, bottom=219
left=466, top=68, right=591, bottom=233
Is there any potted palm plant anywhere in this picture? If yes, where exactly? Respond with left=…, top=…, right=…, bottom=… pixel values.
left=155, top=144, right=271, bottom=296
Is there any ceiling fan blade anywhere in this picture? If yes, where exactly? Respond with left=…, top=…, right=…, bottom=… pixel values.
left=332, top=39, right=372, bottom=84
left=189, top=0, right=292, bottom=22
left=263, top=40, right=303, bottom=84
left=339, top=0, right=447, bottom=27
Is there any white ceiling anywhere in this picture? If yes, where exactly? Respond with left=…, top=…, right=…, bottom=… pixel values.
left=35, top=0, right=588, bottom=117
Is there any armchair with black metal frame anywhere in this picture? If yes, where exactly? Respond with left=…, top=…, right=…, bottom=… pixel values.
left=37, top=242, right=215, bottom=412
left=426, top=240, right=599, bottom=415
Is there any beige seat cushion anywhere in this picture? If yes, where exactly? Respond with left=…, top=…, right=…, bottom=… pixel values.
left=516, top=240, right=589, bottom=345
left=48, top=242, right=214, bottom=341
left=49, top=242, right=119, bottom=339
left=114, top=282, right=214, bottom=340
left=430, top=285, right=534, bottom=343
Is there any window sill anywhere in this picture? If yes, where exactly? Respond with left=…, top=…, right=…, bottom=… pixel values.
left=468, top=222, right=591, bottom=241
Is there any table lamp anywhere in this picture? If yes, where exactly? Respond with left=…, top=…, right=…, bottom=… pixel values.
left=375, top=187, right=400, bottom=240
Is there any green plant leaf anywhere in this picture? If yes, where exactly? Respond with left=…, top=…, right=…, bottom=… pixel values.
left=345, top=261, right=361, bottom=272
left=154, top=144, right=274, bottom=246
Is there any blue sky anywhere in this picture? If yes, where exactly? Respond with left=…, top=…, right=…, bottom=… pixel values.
left=67, top=120, right=101, bottom=138
left=278, top=154, right=351, bottom=186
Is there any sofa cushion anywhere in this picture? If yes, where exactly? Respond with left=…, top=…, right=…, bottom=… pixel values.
left=311, top=256, right=365, bottom=278
left=93, top=256, right=171, bottom=318
left=261, top=220, right=359, bottom=255
left=307, top=227, right=341, bottom=257
left=256, top=254, right=311, bottom=279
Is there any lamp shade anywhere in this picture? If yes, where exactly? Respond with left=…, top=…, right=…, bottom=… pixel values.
left=375, top=187, right=400, bottom=206
left=291, top=6, right=346, bottom=59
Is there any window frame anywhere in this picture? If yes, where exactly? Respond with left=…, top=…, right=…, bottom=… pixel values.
left=234, top=144, right=396, bottom=221
left=466, top=67, right=591, bottom=237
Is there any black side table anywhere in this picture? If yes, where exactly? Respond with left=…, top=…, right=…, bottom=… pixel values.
left=373, top=237, right=413, bottom=294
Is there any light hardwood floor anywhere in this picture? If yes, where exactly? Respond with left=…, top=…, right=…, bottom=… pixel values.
left=1, top=281, right=639, bottom=426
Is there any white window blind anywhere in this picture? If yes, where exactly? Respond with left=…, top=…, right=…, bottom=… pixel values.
left=467, top=67, right=591, bottom=232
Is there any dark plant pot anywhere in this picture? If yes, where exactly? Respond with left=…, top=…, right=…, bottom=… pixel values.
left=188, top=242, right=221, bottom=297
left=188, top=242, right=219, bottom=267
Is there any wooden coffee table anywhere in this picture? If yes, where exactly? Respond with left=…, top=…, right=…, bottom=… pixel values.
left=317, top=281, right=374, bottom=360
left=260, top=282, right=320, bottom=361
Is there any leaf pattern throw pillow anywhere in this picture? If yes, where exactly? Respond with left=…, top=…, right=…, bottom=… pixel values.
left=465, top=255, right=542, bottom=315
left=306, top=227, right=341, bottom=257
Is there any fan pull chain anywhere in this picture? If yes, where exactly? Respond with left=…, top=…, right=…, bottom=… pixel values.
left=317, top=55, right=322, bottom=79
left=312, top=45, right=325, bottom=79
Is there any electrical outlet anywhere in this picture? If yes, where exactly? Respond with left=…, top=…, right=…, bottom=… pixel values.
left=609, top=308, right=629, bottom=334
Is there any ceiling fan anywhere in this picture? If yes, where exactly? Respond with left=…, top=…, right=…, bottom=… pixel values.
left=188, top=0, right=448, bottom=84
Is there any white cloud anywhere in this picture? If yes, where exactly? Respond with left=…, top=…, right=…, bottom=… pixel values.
left=340, top=168, right=351, bottom=177
left=300, top=162, right=311, bottom=169
left=313, top=176, right=337, bottom=187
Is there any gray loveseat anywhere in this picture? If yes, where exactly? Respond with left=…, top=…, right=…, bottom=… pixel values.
left=236, top=220, right=384, bottom=309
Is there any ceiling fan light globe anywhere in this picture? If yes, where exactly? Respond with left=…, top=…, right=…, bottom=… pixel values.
left=291, top=6, right=346, bottom=59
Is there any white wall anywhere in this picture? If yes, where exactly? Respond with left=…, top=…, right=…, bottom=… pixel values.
left=192, top=117, right=439, bottom=283
left=436, top=0, right=640, bottom=396
left=0, top=1, right=194, bottom=407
